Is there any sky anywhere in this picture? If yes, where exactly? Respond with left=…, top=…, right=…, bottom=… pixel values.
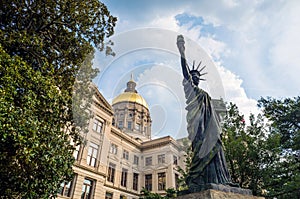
left=92, top=0, right=300, bottom=139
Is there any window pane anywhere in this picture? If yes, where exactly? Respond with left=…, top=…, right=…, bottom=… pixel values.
left=105, top=192, right=113, bottom=199
left=121, top=168, right=128, bottom=187
left=158, top=172, right=166, bottom=191
left=81, top=179, right=93, bottom=199
left=110, top=143, right=118, bottom=155
left=59, top=181, right=72, bottom=197
left=145, top=174, right=152, bottom=191
left=135, top=123, right=140, bottom=130
left=123, top=150, right=129, bottom=160
left=175, top=174, right=179, bottom=189
left=91, top=158, right=95, bottom=167
left=118, top=121, right=123, bottom=128
left=145, top=157, right=152, bottom=166
left=158, top=154, right=165, bottom=164
left=173, top=155, right=178, bottom=165
left=134, top=155, right=139, bottom=165
left=93, top=119, right=103, bottom=133
left=108, top=163, right=116, bottom=183
left=88, top=147, right=92, bottom=155
left=128, top=121, right=132, bottom=129
left=133, top=173, right=139, bottom=191
left=87, top=143, right=98, bottom=167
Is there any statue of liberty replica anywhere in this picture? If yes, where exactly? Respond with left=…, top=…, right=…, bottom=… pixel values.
left=177, top=35, right=233, bottom=193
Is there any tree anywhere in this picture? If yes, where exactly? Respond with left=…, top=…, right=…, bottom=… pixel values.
left=258, top=97, right=300, bottom=153
left=222, top=103, right=281, bottom=196
left=258, top=97, right=300, bottom=198
left=140, top=188, right=163, bottom=199
left=0, top=1, right=116, bottom=198
left=175, top=139, right=193, bottom=191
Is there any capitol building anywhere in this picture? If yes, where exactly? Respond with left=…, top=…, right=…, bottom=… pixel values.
left=57, top=77, right=188, bottom=199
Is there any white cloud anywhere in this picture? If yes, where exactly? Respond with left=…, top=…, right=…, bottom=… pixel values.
left=217, top=64, right=260, bottom=120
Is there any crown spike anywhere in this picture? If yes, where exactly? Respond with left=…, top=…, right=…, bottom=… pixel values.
left=196, top=61, right=202, bottom=70
left=199, top=65, right=206, bottom=72
left=192, top=60, right=195, bottom=70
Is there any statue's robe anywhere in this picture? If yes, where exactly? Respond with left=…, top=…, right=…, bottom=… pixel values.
left=183, top=75, right=231, bottom=189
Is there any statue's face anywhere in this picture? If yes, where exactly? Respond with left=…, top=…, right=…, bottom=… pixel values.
left=191, top=73, right=200, bottom=86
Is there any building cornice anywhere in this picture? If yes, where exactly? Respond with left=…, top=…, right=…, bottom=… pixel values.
left=73, top=162, right=107, bottom=177
left=141, top=136, right=181, bottom=151
left=111, top=126, right=142, bottom=148
left=110, top=128, right=183, bottom=151
left=92, top=84, right=114, bottom=116
left=104, top=183, right=140, bottom=196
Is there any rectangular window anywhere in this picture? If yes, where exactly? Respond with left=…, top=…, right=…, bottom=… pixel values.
left=135, top=123, right=140, bottom=130
left=73, top=144, right=81, bottom=160
left=158, top=154, right=165, bottom=164
left=173, top=155, right=178, bottom=165
left=81, top=178, right=93, bottom=199
left=109, top=143, right=118, bottom=155
left=145, top=157, right=152, bottom=166
left=120, top=195, right=126, bottom=199
left=105, top=192, right=113, bottom=199
left=158, top=172, right=166, bottom=191
left=107, top=163, right=116, bottom=183
left=123, top=150, right=129, bottom=160
left=93, top=118, right=103, bottom=133
left=87, top=143, right=98, bottom=167
left=133, top=173, right=139, bottom=191
left=145, top=174, right=152, bottom=191
left=134, top=155, right=139, bottom=165
left=121, top=168, right=128, bottom=187
left=118, top=121, right=123, bottom=128
left=58, top=181, right=72, bottom=197
left=127, top=121, right=132, bottom=129
left=175, top=173, right=179, bottom=190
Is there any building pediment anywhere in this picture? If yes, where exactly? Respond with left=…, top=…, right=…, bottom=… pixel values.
left=92, top=84, right=113, bottom=116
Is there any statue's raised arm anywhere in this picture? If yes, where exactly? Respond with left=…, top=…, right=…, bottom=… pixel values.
left=177, top=35, right=190, bottom=80
left=177, top=35, right=207, bottom=87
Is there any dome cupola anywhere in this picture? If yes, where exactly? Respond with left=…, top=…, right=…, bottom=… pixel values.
left=112, top=75, right=152, bottom=141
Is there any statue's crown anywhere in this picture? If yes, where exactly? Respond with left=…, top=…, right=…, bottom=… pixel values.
left=189, top=60, right=207, bottom=80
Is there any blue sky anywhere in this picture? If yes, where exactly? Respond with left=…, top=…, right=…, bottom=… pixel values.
left=93, top=0, right=300, bottom=139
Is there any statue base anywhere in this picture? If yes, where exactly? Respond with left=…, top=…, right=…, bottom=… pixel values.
left=176, top=184, right=264, bottom=199
left=175, top=189, right=265, bottom=199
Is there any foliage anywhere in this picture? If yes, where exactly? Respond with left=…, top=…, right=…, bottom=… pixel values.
left=222, top=103, right=281, bottom=196
left=0, top=46, right=75, bottom=198
left=258, top=97, right=300, bottom=198
left=0, top=0, right=116, bottom=198
left=258, top=97, right=300, bottom=152
left=165, top=188, right=177, bottom=198
left=175, top=139, right=193, bottom=191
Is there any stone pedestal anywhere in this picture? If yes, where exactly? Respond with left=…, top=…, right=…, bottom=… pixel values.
left=175, top=189, right=265, bottom=199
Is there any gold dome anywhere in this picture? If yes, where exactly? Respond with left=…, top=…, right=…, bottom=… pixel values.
left=112, top=92, right=149, bottom=109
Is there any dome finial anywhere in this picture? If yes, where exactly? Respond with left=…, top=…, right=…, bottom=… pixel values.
left=125, top=73, right=137, bottom=93
left=131, top=73, right=134, bottom=81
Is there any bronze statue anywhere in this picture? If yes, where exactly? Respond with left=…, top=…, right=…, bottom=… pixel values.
left=177, top=35, right=233, bottom=193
